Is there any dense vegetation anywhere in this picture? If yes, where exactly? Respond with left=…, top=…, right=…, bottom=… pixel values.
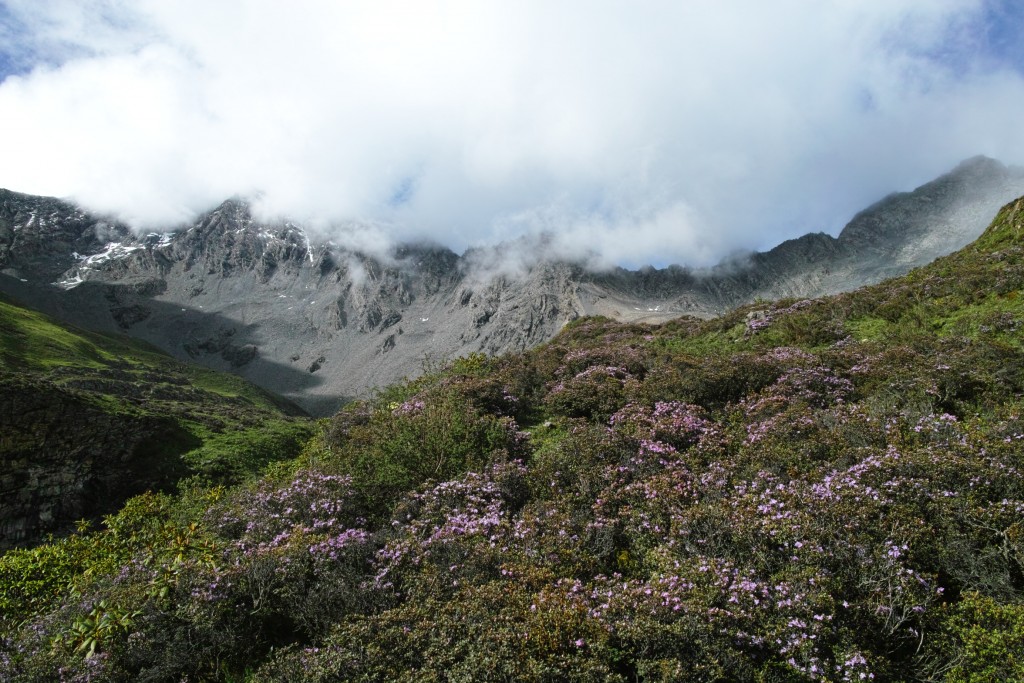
left=4, top=199, right=1024, bottom=680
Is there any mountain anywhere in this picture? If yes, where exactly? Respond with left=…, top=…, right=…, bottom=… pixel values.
left=590, top=155, right=1024, bottom=310
left=2, top=156, right=1022, bottom=415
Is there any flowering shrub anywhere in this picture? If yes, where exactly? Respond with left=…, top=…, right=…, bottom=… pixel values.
left=211, top=468, right=363, bottom=545
left=544, top=365, right=640, bottom=420
left=638, top=349, right=787, bottom=409
left=331, top=391, right=529, bottom=511
left=739, top=362, right=853, bottom=447
left=610, top=400, right=713, bottom=449
left=556, top=345, right=650, bottom=379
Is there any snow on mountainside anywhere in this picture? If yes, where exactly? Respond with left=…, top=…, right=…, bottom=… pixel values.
left=1, top=156, right=1023, bottom=415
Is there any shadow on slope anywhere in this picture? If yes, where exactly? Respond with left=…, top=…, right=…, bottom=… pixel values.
left=0, top=291, right=315, bottom=549
left=0, top=274, right=337, bottom=413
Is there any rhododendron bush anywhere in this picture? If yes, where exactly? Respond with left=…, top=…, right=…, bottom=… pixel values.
left=5, top=201, right=1024, bottom=680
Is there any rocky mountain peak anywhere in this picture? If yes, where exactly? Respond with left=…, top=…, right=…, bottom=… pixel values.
left=2, top=156, right=1023, bottom=414
left=0, top=190, right=132, bottom=282
left=953, top=153, right=1010, bottom=176
left=836, top=155, right=1022, bottom=254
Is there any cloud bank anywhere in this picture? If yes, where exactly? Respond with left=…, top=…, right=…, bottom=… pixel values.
left=2, top=1, right=1024, bottom=267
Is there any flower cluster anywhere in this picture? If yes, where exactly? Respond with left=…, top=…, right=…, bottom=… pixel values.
left=211, top=469, right=362, bottom=551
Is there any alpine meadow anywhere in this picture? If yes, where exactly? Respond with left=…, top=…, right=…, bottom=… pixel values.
left=3, top=196, right=1024, bottom=680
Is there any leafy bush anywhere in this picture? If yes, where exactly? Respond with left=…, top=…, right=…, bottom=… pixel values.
left=337, top=392, right=528, bottom=511
left=544, top=364, right=640, bottom=420
left=926, top=593, right=1024, bottom=682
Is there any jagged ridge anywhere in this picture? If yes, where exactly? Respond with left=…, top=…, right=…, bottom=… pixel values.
left=1, top=156, right=1022, bottom=414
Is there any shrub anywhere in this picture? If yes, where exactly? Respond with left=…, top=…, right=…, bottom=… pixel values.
left=336, top=392, right=528, bottom=510
left=926, top=593, right=1024, bottom=683
left=544, top=365, right=640, bottom=421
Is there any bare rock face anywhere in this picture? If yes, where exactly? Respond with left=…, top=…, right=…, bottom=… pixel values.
left=2, top=156, right=1023, bottom=415
left=0, top=376, right=190, bottom=548
left=586, top=156, right=1024, bottom=313
left=0, top=189, right=134, bottom=281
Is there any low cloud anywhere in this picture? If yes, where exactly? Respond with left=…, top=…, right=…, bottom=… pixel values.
left=1, top=1, right=1023, bottom=268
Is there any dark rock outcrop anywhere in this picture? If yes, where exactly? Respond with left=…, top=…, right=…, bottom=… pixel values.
left=0, top=376, right=192, bottom=548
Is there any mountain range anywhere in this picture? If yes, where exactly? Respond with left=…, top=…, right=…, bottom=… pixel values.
left=2, top=155, right=1023, bottom=415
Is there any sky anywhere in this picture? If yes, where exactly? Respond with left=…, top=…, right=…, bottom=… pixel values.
left=1, top=1, right=1024, bottom=269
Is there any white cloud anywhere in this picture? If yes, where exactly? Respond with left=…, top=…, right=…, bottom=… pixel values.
left=1, top=0, right=1023, bottom=267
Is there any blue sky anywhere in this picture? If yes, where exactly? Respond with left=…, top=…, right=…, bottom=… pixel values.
left=978, top=0, right=1024, bottom=73
left=1, top=1, right=1024, bottom=268
left=0, top=5, right=28, bottom=78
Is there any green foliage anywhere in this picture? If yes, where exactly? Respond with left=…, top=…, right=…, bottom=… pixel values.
left=0, top=534, right=94, bottom=626
left=929, top=593, right=1024, bottom=682
left=182, top=419, right=316, bottom=484
left=335, top=391, right=526, bottom=509
left=55, top=599, right=141, bottom=659
left=0, top=492, right=205, bottom=627
left=448, top=350, right=495, bottom=377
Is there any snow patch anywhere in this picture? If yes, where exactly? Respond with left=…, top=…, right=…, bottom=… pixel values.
left=303, top=232, right=314, bottom=262
left=53, top=273, right=84, bottom=290
left=146, top=232, right=175, bottom=247
left=81, top=242, right=143, bottom=266
left=17, top=212, right=36, bottom=230
left=55, top=242, right=144, bottom=289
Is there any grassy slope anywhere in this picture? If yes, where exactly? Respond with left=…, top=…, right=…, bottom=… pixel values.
left=0, top=292, right=300, bottom=412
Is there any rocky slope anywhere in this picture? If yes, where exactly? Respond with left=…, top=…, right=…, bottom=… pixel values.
left=1, top=156, right=1022, bottom=415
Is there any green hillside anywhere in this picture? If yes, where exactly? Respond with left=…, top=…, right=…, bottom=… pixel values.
left=0, top=293, right=303, bottom=411
left=4, top=199, right=1024, bottom=681
left=0, top=294, right=313, bottom=548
